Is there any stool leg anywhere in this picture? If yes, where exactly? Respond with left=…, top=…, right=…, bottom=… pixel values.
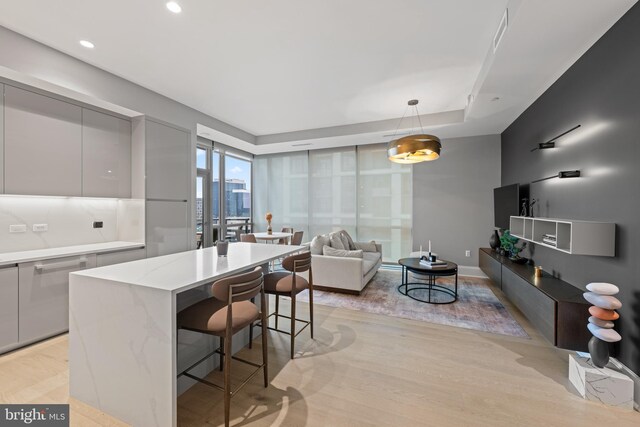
left=261, top=293, right=269, bottom=387
left=224, top=331, right=232, bottom=427
left=290, top=295, right=296, bottom=359
left=308, top=287, right=314, bottom=339
left=275, top=295, right=280, bottom=329
left=249, top=297, right=255, bottom=349
left=219, top=337, right=224, bottom=372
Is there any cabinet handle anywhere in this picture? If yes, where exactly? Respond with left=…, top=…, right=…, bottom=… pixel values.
left=34, top=257, right=89, bottom=272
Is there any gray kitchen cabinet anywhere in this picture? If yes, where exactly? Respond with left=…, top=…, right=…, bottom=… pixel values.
left=146, top=200, right=189, bottom=258
left=145, top=119, right=190, bottom=201
left=4, top=85, right=83, bottom=196
left=18, top=254, right=96, bottom=343
left=0, top=84, right=4, bottom=193
left=0, top=266, right=19, bottom=352
left=82, top=109, right=132, bottom=198
left=96, top=247, right=146, bottom=267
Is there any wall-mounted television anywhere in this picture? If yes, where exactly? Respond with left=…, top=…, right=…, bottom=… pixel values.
left=494, top=183, right=528, bottom=229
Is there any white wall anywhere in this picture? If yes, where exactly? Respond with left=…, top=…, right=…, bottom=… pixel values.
left=412, top=134, right=501, bottom=270
left=0, top=196, right=144, bottom=253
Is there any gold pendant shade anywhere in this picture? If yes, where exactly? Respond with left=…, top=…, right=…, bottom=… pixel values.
left=387, top=134, right=441, bottom=164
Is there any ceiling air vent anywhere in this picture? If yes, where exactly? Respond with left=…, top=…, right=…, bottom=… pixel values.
left=493, top=9, right=508, bottom=52
left=291, top=142, right=312, bottom=147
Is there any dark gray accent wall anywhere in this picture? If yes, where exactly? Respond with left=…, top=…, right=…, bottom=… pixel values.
left=502, top=4, right=640, bottom=374
left=413, top=135, right=501, bottom=269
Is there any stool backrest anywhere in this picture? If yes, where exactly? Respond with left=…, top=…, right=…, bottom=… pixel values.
left=282, top=251, right=312, bottom=273
left=240, top=233, right=257, bottom=243
left=290, top=231, right=304, bottom=246
left=212, top=266, right=263, bottom=303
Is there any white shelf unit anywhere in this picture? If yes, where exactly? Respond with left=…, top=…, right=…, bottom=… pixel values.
left=509, top=216, right=615, bottom=257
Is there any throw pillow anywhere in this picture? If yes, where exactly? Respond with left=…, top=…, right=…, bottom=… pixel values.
left=355, top=241, right=378, bottom=252
left=339, top=230, right=351, bottom=250
left=328, top=231, right=345, bottom=250
left=310, top=235, right=330, bottom=255
left=322, top=245, right=364, bottom=258
left=341, top=230, right=357, bottom=250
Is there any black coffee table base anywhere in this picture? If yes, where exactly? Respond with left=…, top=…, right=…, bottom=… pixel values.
left=398, top=264, right=458, bottom=304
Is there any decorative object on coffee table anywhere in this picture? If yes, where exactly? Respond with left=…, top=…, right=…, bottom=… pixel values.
left=265, top=212, right=273, bottom=235
left=584, top=282, right=621, bottom=368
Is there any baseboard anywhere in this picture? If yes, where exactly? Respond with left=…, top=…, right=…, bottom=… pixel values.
left=458, top=266, right=487, bottom=278
left=609, top=357, right=640, bottom=411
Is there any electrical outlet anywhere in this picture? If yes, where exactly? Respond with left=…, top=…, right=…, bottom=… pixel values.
left=9, top=224, right=27, bottom=233
left=33, top=224, right=48, bottom=232
left=465, top=250, right=471, bottom=257
left=93, top=221, right=104, bottom=229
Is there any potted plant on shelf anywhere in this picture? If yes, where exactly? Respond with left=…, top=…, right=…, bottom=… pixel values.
left=500, top=230, right=528, bottom=264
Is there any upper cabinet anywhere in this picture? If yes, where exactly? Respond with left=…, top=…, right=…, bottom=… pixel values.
left=4, top=86, right=83, bottom=196
left=82, top=109, right=132, bottom=198
left=0, top=84, right=4, bottom=193
left=145, top=119, right=190, bottom=201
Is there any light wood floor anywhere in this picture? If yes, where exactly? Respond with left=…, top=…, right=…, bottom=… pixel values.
left=1, top=284, right=638, bottom=427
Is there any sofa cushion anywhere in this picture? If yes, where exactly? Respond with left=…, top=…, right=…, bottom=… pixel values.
left=322, top=245, right=363, bottom=258
left=329, top=231, right=346, bottom=249
left=341, top=230, right=357, bottom=250
left=362, top=251, right=381, bottom=275
left=355, top=241, right=378, bottom=252
left=310, top=234, right=330, bottom=255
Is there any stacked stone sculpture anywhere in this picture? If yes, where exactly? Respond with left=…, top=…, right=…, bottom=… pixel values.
left=584, top=282, right=621, bottom=368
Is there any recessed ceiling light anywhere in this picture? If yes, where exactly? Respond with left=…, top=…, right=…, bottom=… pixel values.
left=79, top=40, right=95, bottom=49
left=166, top=2, right=182, bottom=13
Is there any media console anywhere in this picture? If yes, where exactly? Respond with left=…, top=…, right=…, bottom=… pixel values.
left=479, top=248, right=590, bottom=351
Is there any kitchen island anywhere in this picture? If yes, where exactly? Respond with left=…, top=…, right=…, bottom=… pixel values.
left=69, top=242, right=303, bottom=427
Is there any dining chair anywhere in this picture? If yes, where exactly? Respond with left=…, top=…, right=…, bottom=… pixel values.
left=278, top=227, right=293, bottom=245
left=240, top=233, right=257, bottom=243
left=262, top=251, right=313, bottom=358
left=290, top=231, right=304, bottom=246
left=177, top=267, right=268, bottom=427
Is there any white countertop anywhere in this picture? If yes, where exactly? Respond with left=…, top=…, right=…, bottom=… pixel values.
left=0, top=241, right=145, bottom=267
left=71, top=242, right=304, bottom=293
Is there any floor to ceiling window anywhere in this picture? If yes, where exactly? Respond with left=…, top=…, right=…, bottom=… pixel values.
left=254, top=143, right=412, bottom=261
left=223, top=154, right=252, bottom=240
left=197, top=139, right=252, bottom=246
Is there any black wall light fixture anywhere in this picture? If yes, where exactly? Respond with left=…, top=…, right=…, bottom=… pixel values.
left=531, top=170, right=581, bottom=183
left=530, top=125, right=581, bottom=152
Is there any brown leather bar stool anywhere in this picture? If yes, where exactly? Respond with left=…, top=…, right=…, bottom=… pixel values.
left=177, top=267, right=268, bottom=427
left=263, top=251, right=313, bottom=358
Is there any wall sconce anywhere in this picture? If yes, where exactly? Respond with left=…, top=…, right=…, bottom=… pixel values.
left=530, top=125, right=581, bottom=152
left=532, top=170, right=581, bottom=183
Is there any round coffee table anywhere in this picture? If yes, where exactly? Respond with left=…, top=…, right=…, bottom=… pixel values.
left=397, top=258, right=458, bottom=304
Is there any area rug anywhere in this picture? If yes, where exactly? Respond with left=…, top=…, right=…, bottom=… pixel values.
left=297, top=269, right=529, bottom=338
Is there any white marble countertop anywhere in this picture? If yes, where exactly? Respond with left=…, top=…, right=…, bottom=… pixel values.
left=0, top=241, right=145, bottom=267
left=71, top=242, right=304, bottom=293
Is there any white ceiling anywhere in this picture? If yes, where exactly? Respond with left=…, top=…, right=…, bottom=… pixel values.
left=0, top=0, right=637, bottom=152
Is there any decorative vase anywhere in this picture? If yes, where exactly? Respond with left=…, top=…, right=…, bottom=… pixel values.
left=217, top=240, right=229, bottom=257
left=267, top=221, right=272, bottom=235
left=489, top=230, right=500, bottom=250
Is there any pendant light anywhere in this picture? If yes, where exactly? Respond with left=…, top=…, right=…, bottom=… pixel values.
left=387, top=100, right=441, bottom=164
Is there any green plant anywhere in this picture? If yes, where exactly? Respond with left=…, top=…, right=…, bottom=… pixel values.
left=500, top=230, right=526, bottom=258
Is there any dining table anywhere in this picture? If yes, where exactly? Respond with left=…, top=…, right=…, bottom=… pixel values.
left=253, top=231, right=293, bottom=243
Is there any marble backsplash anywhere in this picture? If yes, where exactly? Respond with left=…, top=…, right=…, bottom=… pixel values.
left=0, top=195, right=144, bottom=253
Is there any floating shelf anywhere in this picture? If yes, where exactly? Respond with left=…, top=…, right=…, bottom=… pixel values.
left=509, top=216, right=615, bottom=257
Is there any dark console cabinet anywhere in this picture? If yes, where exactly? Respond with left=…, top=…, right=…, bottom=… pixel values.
left=479, top=248, right=591, bottom=351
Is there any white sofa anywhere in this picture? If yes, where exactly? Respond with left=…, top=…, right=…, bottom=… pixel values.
left=301, top=231, right=382, bottom=294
